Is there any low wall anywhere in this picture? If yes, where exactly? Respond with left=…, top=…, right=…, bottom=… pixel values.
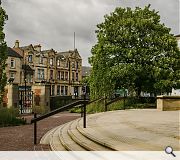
left=157, top=96, right=180, bottom=111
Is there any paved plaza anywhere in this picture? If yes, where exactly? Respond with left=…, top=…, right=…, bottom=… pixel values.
left=42, top=109, right=180, bottom=151
left=80, top=109, right=180, bottom=150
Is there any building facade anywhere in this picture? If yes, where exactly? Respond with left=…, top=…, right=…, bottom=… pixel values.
left=3, top=40, right=82, bottom=108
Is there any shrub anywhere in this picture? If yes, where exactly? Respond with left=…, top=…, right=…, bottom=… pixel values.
left=32, top=106, right=47, bottom=115
left=0, top=107, right=26, bottom=127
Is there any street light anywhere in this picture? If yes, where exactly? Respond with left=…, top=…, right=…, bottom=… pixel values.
left=24, top=56, right=27, bottom=112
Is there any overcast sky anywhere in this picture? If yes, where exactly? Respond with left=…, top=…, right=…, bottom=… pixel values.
left=2, top=0, right=180, bottom=66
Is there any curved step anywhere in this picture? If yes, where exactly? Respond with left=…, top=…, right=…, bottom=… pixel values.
left=68, top=118, right=112, bottom=151
left=40, top=125, right=61, bottom=144
left=77, top=118, right=118, bottom=150
left=50, top=126, right=66, bottom=151
left=59, top=120, right=86, bottom=151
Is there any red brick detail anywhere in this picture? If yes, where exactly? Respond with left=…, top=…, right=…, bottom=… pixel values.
left=34, top=89, right=41, bottom=96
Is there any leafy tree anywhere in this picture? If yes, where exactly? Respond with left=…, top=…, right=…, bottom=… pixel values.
left=0, top=1, right=8, bottom=103
left=89, top=5, right=180, bottom=98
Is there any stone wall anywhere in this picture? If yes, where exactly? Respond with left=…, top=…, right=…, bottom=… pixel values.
left=157, top=96, right=180, bottom=111
left=32, top=84, right=50, bottom=112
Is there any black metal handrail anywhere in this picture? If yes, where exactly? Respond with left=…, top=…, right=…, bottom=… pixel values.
left=87, top=97, right=104, bottom=105
left=106, top=96, right=125, bottom=106
left=31, top=99, right=89, bottom=144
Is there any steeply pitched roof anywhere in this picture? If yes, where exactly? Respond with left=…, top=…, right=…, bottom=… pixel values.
left=58, top=49, right=81, bottom=59
left=19, top=44, right=34, bottom=51
left=7, top=47, right=23, bottom=58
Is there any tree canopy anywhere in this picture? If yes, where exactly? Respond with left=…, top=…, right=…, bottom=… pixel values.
left=0, top=2, right=8, bottom=103
left=89, top=5, right=180, bottom=98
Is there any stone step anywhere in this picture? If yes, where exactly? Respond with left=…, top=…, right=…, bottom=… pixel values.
left=68, top=118, right=112, bottom=151
left=58, top=120, right=86, bottom=151
left=40, top=126, right=60, bottom=145
left=40, top=110, right=179, bottom=151
left=50, top=126, right=66, bottom=151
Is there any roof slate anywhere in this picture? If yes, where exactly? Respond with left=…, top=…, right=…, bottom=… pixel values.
left=7, top=47, right=23, bottom=58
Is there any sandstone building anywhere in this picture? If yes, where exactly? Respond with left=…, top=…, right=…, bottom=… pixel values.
left=4, top=40, right=82, bottom=110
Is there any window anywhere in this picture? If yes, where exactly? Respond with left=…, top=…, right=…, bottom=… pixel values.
left=72, top=72, right=74, bottom=81
left=37, top=69, right=44, bottom=80
left=52, top=85, right=55, bottom=96
left=39, top=56, right=43, bottom=64
left=61, top=86, right=64, bottom=95
left=50, top=70, right=53, bottom=80
left=50, top=58, right=53, bottom=66
left=65, top=86, right=68, bottom=95
left=10, top=72, right=15, bottom=78
left=28, top=55, right=33, bottom=62
left=66, top=61, right=69, bottom=68
left=76, top=73, right=78, bottom=81
left=10, top=59, right=15, bottom=68
left=57, top=71, right=60, bottom=80
left=65, top=72, right=68, bottom=81
left=27, top=74, right=33, bottom=83
left=57, top=85, right=60, bottom=95
left=57, top=59, right=60, bottom=66
left=61, top=71, right=64, bottom=80
left=76, top=62, right=79, bottom=69
left=72, top=62, right=75, bottom=68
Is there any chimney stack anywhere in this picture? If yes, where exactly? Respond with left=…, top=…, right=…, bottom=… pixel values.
left=14, top=40, right=19, bottom=48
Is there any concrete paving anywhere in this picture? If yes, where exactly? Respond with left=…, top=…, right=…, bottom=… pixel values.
left=41, top=109, right=180, bottom=151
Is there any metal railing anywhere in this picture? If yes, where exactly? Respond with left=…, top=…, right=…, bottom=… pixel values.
left=31, top=99, right=89, bottom=145
left=105, top=96, right=126, bottom=111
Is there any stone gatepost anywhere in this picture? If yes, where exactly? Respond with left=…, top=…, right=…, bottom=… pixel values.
left=3, top=84, right=19, bottom=108
left=32, top=84, right=50, bottom=112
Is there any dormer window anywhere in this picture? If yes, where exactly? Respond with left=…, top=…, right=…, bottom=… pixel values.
left=72, top=62, right=75, bottom=68
left=50, top=58, right=53, bottom=66
left=28, top=55, right=33, bottom=62
left=39, top=56, right=43, bottom=64
left=57, top=59, right=60, bottom=66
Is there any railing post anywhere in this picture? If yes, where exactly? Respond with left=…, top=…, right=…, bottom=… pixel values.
left=123, top=94, right=126, bottom=110
left=81, top=105, right=83, bottom=117
left=83, top=104, right=86, bottom=128
left=83, top=94, right=86, bottom=128
left=34, top=113, right=37, bottom=145
left=105, top=96, right=107, bottom=111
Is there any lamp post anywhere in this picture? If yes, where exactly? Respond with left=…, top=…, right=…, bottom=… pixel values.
left=24, top=56, right=27, bottom=112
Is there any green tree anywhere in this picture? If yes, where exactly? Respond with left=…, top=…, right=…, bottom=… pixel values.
left=89, top=5, right=180, bottom=98
left=0, top=1, right=8, bottom=103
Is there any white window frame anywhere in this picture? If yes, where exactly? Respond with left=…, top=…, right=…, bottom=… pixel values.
left=10, top=59, right=15, bottom=68
left=50, top=58, right=53, bottom=66
left=28, top=55, right=33, bottom=62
